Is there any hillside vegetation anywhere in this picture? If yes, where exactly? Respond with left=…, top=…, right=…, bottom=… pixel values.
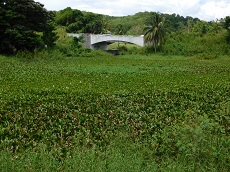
left=54, top=9, right=230, bottom=57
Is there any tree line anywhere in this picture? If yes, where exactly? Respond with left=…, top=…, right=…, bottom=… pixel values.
left=0, top=0, right=229, bottom=55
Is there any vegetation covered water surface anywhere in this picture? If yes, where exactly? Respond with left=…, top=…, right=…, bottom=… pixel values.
left=0, top=54, right=229, bottom=171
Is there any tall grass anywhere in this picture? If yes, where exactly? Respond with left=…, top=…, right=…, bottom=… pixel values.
left=162, top=32, right=230, bottom=58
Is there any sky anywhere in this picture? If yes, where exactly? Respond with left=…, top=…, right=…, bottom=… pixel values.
left=36, top=0, right=230, bottom=21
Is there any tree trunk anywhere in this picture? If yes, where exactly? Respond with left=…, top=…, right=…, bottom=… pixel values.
left=153, top=40, right=157, bottom=53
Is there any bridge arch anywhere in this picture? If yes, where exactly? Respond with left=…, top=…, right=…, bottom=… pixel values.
left=68, top=33, right=145, bottom=50
left=91, top=40, right=142, bottom=50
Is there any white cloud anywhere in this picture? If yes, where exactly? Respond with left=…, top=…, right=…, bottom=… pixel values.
left=199, top=0, right=230, bottom=21
left=36, top=0, right=230, bottom=21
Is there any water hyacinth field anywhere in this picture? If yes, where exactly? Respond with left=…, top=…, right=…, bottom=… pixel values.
left=0, top=55, right=229, bottom=171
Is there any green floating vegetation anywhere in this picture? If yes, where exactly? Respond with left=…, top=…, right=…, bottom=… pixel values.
left=0, top=55, right=229, bottom=171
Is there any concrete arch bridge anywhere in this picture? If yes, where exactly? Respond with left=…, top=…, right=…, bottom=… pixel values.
left=68, top=33, right=145, bottom=50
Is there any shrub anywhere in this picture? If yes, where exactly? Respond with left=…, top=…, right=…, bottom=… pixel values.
left=117, top=45, right=128, bottom=55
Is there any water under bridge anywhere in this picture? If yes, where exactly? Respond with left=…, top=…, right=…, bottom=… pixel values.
left=68, top=33, right=145, bottom=50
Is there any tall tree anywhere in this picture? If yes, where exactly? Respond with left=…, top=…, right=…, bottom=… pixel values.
left=224, top=16, right=230, bottom=43
left=0, top=0, right=57, bottom=54
left=143, top=12, right=166, bottom=52
left=55, top=7, right=83, bottom=27
left=83, top=13, right=106, bottom=34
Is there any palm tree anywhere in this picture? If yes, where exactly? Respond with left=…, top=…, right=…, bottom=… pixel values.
left=143, top=13, right=166, bottom=52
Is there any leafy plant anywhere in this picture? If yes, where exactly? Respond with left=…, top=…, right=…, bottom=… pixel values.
left=0, top=55, right=229, bottom=170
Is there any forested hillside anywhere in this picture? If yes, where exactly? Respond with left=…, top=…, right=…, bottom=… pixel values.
left=55, top=8, right=225, bottom=36
left=0, top=2, right=229, bottom=57
left=53, top=7, right=230, bottom=58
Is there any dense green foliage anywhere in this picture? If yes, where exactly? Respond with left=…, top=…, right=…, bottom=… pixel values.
left=0, top=55, right=229, bottom=170
left=54, top=9, right=230, bottom=57
left=55, top=7, right=108, bottom=34
left=1, top=2, right=229, bottom=56
left=162, top=31, right=230, bottom=58
left=107, top=12, right=201, bottom=36
left=107, top=12, right=230, bottom=54
left=54, top=9, right=205, bottom=36
left=108, top=12, right=230, bottom=55
left=0, top=0, right=57, bottom=54
left=225, top=16, right=230, bottom=43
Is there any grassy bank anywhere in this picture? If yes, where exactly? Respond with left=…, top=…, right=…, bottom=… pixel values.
left=0, top=54, right=229, bottom=171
